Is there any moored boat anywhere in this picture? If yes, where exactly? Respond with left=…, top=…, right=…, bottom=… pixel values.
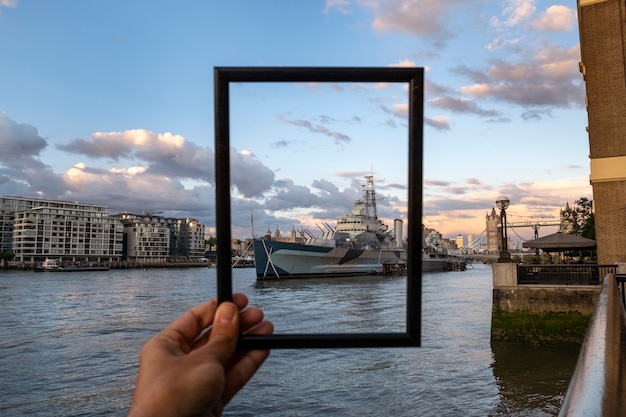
left=35, top=258, right=109, bottom=272
left=252, top=175, right=463, bottom=279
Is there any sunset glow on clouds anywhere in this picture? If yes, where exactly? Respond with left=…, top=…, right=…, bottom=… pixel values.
left=0, top=1, right=591, bottom=241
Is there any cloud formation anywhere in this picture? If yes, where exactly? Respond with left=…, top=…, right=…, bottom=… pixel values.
left=0, top=0, right=17, bottom=9
left=458, top=44, right=584, bottom=109
left=356, top=0, right=467, bottom=46
left=530, top=5, right=576, bottom=32
left=0, top=112, right=67, bottom=197
left=327, top=1, right=583, bottom=125
left=0, top=115, right=277, bottom=230
left=0, top=114, right=43, bottom=156
left=275, top=114, right=352, bottom=143
left=57, top=129, right=215, bottom=180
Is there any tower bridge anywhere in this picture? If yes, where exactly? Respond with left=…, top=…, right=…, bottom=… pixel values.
left=466, top=211, right=561, bottom=253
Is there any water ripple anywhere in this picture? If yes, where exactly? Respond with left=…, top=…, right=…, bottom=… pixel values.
left=0, top=265, right=576, bottom=416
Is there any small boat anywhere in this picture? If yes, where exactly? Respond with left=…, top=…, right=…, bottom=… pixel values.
left=252, top=175, right=462, bottom=279
left=35, top=258, right=109, bottom=272
left=37, top=258, right=62, bottom=272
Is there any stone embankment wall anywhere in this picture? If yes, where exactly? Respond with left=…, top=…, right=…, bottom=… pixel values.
left=491, top=263, right=601, bottom=346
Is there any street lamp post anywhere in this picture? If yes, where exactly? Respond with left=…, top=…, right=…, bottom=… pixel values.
left=496, top=196, right=512, bottom=262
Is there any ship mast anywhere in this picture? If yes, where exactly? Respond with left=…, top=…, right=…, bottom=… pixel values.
left=362, top=175, right=377, bottom=220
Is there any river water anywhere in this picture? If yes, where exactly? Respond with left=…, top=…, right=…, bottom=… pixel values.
left=0, top=263, right=580, bottom=416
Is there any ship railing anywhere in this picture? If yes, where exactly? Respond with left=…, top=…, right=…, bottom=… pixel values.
left=517, top=264, right=617, bottom=285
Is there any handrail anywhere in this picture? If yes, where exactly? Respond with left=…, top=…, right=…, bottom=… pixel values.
left=558, top=273, right=626, bottom=416
left=517, top=264, right=617, bottom=285
left=618, top=274, right=626, bottom=307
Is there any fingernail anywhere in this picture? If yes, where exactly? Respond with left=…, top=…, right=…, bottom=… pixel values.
left=216, top=302, right=237, bottom=324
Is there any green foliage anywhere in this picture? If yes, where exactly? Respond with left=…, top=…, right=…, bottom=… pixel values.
left=521, top=255, right=542, bottom=264
left=0, top=252, right=15, bottom=269
left=562, top=197, right=595, bottom=240
left=204, top=236, right=217, bottom=250
left=519, top=253, right=554, bottom=264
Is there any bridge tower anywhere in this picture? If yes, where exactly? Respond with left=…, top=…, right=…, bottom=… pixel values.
left=577, top=0, right=626, bottom=263
left=486, top=207, right=500, bottom=253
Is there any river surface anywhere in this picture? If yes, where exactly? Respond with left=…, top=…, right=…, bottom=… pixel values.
left=0, top=263, right=580, bottom=416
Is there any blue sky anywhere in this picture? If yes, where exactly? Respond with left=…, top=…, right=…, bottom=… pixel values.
left=0, top=0, right=590, bottom=242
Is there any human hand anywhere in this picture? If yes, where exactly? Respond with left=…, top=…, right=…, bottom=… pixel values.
left=128, top=293, right=273, bottom=417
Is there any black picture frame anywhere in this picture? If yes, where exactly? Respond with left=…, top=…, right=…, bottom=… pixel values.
left=214, top=66, right=423, bottom=349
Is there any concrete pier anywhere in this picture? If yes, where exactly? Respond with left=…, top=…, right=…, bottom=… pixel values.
left=491, top=263, right=601, bottom=346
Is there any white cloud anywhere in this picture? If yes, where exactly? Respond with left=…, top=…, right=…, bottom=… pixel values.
left=425, top=115, right=450, bottom=130
left=324, top=0, right=351, bottom=14
left=501, top=0, right=536, bottom=27
left=459, top=44, right=583, bottom=108
left=389, top=59, right=417, bottom=67
left=393, top=103, right=408, bottom=118
left=324, top=0, right=466, bottom=45
left=369, top=0, right=454, bottom=39
left=530, top=5, right=576, bottom=32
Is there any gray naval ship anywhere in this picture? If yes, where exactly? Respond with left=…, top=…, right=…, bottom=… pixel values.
left=252, top=175, right=452, bottom=279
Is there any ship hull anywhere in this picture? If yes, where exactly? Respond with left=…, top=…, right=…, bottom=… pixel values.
left=252, top=239, right=448, bottom=278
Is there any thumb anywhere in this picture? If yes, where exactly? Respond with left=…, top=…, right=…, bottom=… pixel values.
left=205, top=302, right=240, bottom=362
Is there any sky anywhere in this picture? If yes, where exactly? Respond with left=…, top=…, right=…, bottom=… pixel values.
left=0, top=0, right=591, bottom=244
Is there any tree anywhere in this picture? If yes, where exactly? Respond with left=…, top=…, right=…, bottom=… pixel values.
left=204, top=236, right=217, bottom=252
left=563, top=197, right=595, bottom=240
left=0, top=252, right=15, bottom=270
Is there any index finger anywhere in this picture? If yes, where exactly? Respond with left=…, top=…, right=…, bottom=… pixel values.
left=165, top=299, right=219, bottom=346
left=164, top=293, right=251, bottom=345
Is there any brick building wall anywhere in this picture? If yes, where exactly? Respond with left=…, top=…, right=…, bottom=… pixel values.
left=578, top=0, right=626, bottom=263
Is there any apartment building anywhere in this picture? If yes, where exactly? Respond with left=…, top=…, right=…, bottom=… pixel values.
left=115, top=213, right=206, bottom=262
left=0, top=196, right=124, bottom=263
left=2, top=197, right=208, bottom=264
left=116, top=213, right=171, bottom=263
left=171, top=217, right=206, bottom=259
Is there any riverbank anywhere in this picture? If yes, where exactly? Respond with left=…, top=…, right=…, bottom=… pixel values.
left=1, top=261, right=210, bottom=271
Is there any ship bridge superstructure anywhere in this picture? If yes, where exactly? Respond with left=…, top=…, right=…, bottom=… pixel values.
left=335, top=175, right=389, bottom=240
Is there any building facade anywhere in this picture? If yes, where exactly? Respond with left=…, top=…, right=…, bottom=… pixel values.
left=0, top=196, right=124, bottom=263
left=455, top=234, right=464, bottom=249
left=116, top=213, right=207, bottom=262
left=0, top=197, right=33, bottom=253
left=2, top=197, right=208, bottom=265
left=117, top=213, right=171, bottom=263
left=577, top=0, right=626, bottom=263
left=171, top=217, right=206, bottom=259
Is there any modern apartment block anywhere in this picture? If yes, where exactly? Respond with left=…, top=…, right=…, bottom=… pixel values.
left=171, top=217, right=206, bottom=259
left=577, top=0, right=626, bottom=263
left=1, top=196, right=208, bottom=264
left=116, top=213, right=171, bottom=263
left=115, top=213, right=206, bottom=263
left=0, top=196, right=124, bottom=263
